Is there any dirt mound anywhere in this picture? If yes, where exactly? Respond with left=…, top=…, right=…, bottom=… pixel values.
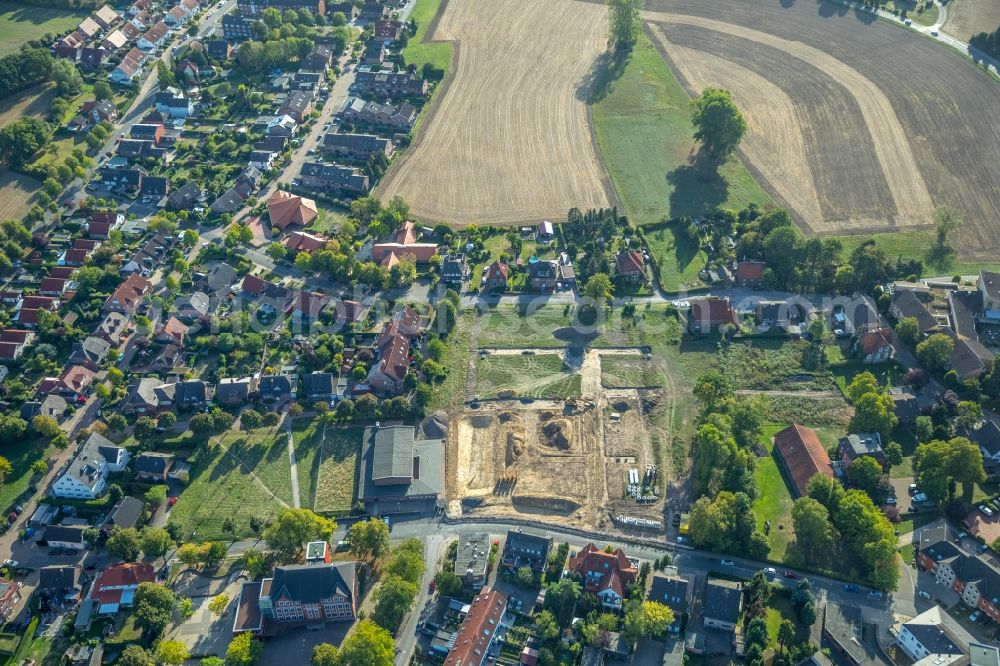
left=498, top=411, right=516, bottom=423
left=470, top=415, right=493, bottom=428
left=541, top=418, right=573, bottom=450
left=421, top=411, right=450, bottom=439
left=512, top=495, right=581, bottom=516
left=539, top=410, right=556, bottom=422
left=506, top=432, right=526, bottom=465
left=612, top=400, right=632, bottom=413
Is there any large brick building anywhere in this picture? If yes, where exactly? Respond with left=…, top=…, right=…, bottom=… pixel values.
left=233, top=562, right=356, bottom=634
left=918, top=526, right=1000, bottom=624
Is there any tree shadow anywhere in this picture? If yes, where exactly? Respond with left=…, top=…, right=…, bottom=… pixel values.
left=666, top=145, right=730, bottom=220
left=817, top=0, right=848, bottom=18
left=576, top=47, right=631, bottom=104
left=779, top=0, right=796, bottom=7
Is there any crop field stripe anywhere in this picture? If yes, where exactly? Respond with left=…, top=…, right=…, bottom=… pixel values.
left=378, top=0, right=613, bottom=226
left=645, top=11, right=935, bottom=231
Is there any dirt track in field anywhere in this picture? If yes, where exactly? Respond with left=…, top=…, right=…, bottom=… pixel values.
left=942, top=0, right=1000, bottom=41
left=377, top=0, right=614, bottom=227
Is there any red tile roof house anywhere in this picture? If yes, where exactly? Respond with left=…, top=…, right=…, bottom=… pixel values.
left=282, top=231, right=329, bottom=253
left=40, top=277, right=70, bottom=297
left=48, top=267, right=76, bottom=280
left=103, top=273, right=151, bottom=316
left=42, top=365, right=96, bottom=400
left=614, top=251, right=646, bottom=284
left=735, top=260, right=766, bottom=287
left=371, top=221, right=438, bottom=267
left=482, top=261, right=509, bottom=293
left=687, top=297, right=738, bottom=334
left=567, top=543, right=639, bottom=610
left=154, top=316, right=190, bottom=346
left=856, top=325, right=894, bottom=364
left=444, top=589, right=509, bottom=666
left=22, top=295, right=60, bottom=311
left=772, top=424, right=834, bottom=498
left=60, top=248, right=89, bottom=267
left=0, top=329, right=35, bottom=362
left=89, top=562, right=156, bottom=615
left=367, top=308, right=421, bottom=396
left=286, top=291, right=330, bottom=323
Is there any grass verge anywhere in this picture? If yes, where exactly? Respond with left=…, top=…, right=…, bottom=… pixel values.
left=314, top=426, right=363, bottom=514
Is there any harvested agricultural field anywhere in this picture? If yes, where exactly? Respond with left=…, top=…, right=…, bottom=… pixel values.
left=942, top=0, right=1000, bottom=41
left=377, top=0, right=614, bottom=226
left=0, top=170, right=40, bottom=221
left=631, top=0, right=1000, bottom=256
left=473, top=352, right=581, bottom=400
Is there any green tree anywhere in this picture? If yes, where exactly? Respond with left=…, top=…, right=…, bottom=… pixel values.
left=107, top=527, right=142, bottom=561
left=31, top=414, right=61, bottom=438
left=848, top=455, right=885, bottom=500
left=582, top=272, right=613, bottom=303
left=433, top=570, right=464, bottom=597
left=691, top=87, right=747, bottom=162
left=851, top=391, right=897, bottom=440
left=791, top=496, right=833, bottom=559
left=141, top=527, right=172, bottom=558
left=896, top=317, right=921, bottom=346
left=515, top=566, right=535, bottom=587
left=225, top=632, right=262, bottom=666
left=93, top=80, right=113, bottom=100
left=156, top=640, right=191, bottom=666
left=339, top=620, right=393, bottom=666
left=311, top=643, right=341, bottom=666
left=925, top=206, right=962, bottom=271
left=264, top=508, right=337, bottom=561
left=885, top=441, right=904, bottom=467
left=916, top=333, right=954, bottom=374
left=347, top=518, right=390, bottom=561
left=914, top=437, right=986, bottom=503
left=118, top=645, right=153, bottom=666
left=693, top=371, right=734, bottom=411
left=133, top=582, right=176, bottom=638
left=384, top=539, right=425, bottom=583
left=372, top=574, right=417, bottom=631
left=535, top=609, right=560, bottom=642
left=777, top=619, right=795, bottom=652
left=846, top=371, right=880, bottom=403
left=209, top=593, right=231, bottom=616
left=806, top=473, right=845, bottom=514
left=607, top=0, right=640, bottom=50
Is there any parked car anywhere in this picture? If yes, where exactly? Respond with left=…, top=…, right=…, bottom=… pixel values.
left=908, top=483, right=918, bottom=494
left=1, top=559, right=18, bottom=568
left=867, top=590, right=884, bottom=600
left=979, top=505, right=994, bottom=517
left=720, top=559, right=735, bottom=566
left=783, top=571, right=797, bottom=579
left=971, top=610, right=982, bottom=622
left=843, top=584, right=860, bottom=593
left=763, top=567, right=777, bottom=575
left=918, top=590, right=931, bottom=599
left=913, top=493, right=928, bottom=503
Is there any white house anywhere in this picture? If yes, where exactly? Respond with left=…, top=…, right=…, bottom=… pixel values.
left=45, top=525, right=88, bottom=550
left=51, top=432, right=129, bottom=500
left=154, top=87, right=194, bottom=118
left=897, top=606, right=973, bottom=663
left=137, top=21, right=168, bottom=50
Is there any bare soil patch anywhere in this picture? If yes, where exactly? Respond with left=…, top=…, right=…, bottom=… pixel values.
left=377, top=0, right=613, bottom=226
left=942, top=0, right=1000, bottom=41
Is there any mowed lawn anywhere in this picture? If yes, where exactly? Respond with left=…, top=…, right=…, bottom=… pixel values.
left=475, top=353, right=581, bottom=399
left=0, top=3, right=87, bottom=56
left=600, top=356, right=663, bottom=388
left=169, top=428, right=292, bottom=541
left=753, top=425, right=796, bottom=562
left=401, top=0, right=451, bottom=76
left=591, top=32, right=770, bottom=285
left=313, top=426, right=364, bottom=514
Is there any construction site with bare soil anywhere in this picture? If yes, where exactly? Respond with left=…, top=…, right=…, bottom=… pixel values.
left=445, top=347, right=676, bottom=535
